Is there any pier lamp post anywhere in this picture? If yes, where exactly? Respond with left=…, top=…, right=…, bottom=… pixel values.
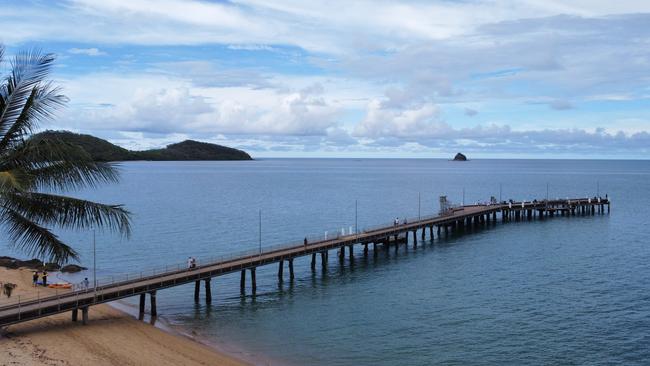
left=546, top=182, right=549, bottom=201
left=258, top=209, right=262, bottom=255
left=418, top=193, right=421, bottom=221
left=355, top=200, right=358, bottom=235
left=499, top=183, right=502, bottom=202
left=92, top=228, right=97, bottom=298
left=462, top=188, right=465, bottom=206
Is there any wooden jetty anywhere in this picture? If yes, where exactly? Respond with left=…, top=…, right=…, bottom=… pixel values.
left=0, top=197, right=610, bottom=327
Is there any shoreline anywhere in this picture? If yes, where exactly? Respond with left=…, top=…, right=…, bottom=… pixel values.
left=109, top=298, right=276, bottom=366
left=0, top=267, right=253, bottom=366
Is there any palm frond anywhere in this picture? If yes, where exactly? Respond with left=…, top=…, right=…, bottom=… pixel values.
left=0, top=49, right=57, bottom=141
left=1, top=134, right=119, bottom=191
left=3, top=192, right=131, bottom=237
left=0, top=82, right=68, bottom=151
left=0, top=170, right=28, bottom=191
left=0, top=46, right=131, bottom=265
left=1, top=208, right=78, bottom=264
left=30, top=160, right=120, bottom=191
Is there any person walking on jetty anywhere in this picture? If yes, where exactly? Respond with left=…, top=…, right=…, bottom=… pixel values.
left=186, top=257, right=198, bottom=269
left=304, top=237, right=308, bottom=246
left=32, top=271, right=38, bottom=287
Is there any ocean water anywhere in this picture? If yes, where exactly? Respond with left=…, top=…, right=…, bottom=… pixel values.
left=2, top=159, right=649, bottom=365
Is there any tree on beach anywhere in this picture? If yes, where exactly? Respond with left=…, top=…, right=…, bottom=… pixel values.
left=0, top=45, right=131, bottom=265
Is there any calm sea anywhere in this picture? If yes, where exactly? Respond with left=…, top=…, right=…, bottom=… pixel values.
left=3, top=159, right=650, bottom=365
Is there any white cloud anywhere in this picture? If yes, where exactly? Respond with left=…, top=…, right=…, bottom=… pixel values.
left=6, top=1, right=650, bottom=157
left=355, top=100, right=447, bottom=138
left=68, top=47, right=107, bottom=56
left=56, top=73, right=342, bottom=136
left=2, top=0, right=649, bottom=53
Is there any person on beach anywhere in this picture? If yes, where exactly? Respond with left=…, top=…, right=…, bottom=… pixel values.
left=32, top=271, right=38, bottom=287
left=42, top=271, right=48, bottom=287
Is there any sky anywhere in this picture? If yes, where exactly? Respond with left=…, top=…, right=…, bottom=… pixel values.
left=1, top=0, right=649, bottom=158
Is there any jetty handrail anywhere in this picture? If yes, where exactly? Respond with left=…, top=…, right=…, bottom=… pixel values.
left=0, top=197, right=610, bottom=312
left=0, top=223, right=382, bottom=309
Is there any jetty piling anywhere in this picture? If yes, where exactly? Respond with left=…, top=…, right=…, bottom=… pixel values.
left=204, top=279, right=212, bottom=304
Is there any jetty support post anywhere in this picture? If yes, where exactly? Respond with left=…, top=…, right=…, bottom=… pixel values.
left=364, top=243, right=369, bottom=256
left=72, top=308, right=78, bottom=322
left=204, top=278, right=212, bottom=304
left=81, top=306, right=89, bottom=325
left=289, top=259, right=294, bottom=280
left=194, top=280, right=200, bottom=303
left=250, top=268, right=257, bottom=293
left=348, top=245, right=353, bottom=258
left=429, top=226, right=434, bottom=239
left=278, top=260, right=284, bottom=281
left=240, top=270, right=246, bottom=294
left=150, top=291, right=157, bottom=317
left=412, top=231, right=417, bottom=247
left=139, top=293, right=145, bottom=319
left=311, top=253, right=316, bottom=270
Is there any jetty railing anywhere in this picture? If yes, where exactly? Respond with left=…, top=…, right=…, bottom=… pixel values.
left=0, top=197, right=610, bottom=315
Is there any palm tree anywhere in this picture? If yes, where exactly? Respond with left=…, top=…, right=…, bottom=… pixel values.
left=0, top=46, right=131, bottom=265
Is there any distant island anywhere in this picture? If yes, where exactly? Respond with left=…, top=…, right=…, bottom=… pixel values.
left=34, top=131, right=252, bottom=161
left=453, top=152, right=468, bottom=161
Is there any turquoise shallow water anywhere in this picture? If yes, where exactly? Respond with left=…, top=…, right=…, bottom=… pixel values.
left=2, top=159, right=649, bottom=365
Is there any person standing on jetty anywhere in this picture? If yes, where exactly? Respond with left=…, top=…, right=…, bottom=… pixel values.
left=32, top=271, right=38, bottom=287
left=42, top=271, right=48, bottom=287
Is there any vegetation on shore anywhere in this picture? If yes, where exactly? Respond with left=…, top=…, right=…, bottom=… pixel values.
left=0, top=46, right=131, bottom=264
left=35, top=130, right=253, bottom=162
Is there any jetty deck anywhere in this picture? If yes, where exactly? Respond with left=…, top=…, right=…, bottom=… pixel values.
left=0, top=197, right=610, bottom=327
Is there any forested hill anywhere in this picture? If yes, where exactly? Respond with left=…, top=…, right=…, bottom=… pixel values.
left=32, top=131, right=253, bottom=161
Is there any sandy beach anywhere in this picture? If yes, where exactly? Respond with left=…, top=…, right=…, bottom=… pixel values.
left=0, top=267, right=249, bottom=366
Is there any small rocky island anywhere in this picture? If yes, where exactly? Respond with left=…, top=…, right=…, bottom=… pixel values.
left=453, top=152, right=468, bottom=161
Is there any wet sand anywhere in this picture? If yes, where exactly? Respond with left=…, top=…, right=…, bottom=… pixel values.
left=0, top=268, right=250, bottom=366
